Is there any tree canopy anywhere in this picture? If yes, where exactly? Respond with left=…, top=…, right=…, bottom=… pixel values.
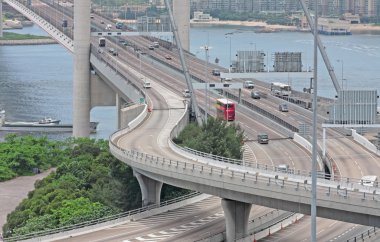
left=174, top=117, right=244, bottom=160
left=2, top=136, right=189, bottom=238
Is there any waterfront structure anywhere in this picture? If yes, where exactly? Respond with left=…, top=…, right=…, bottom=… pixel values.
left=192, top=11, right=219, bottom=22
left=318, top=18, right=351, bottom=35
left=189, top=0, right=380, bottom=18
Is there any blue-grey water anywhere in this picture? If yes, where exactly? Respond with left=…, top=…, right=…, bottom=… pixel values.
left=0, top=24, right=379, bottom=139
left=190, top=25, right=380, bottom=100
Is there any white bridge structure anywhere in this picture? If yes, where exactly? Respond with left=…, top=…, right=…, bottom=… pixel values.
left=3, top=0, right=380, bottom=241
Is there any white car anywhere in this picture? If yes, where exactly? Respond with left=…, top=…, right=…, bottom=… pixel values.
left=143, top=81, right=151, bottom=88
left=182, top=89, right=191, bottom=98
left=243, top=80, right=255, bottom=89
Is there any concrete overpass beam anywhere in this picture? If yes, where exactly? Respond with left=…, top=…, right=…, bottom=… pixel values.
left=73, top=0, right=91, bottom=137
left=134, top=170, right=163, bottom=207
left=173, top=0, right=190, bottom=51
left=221, top=198, right=252, bottom=242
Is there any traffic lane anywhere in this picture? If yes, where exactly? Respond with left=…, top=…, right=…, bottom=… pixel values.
left=326, top=138, right=380, bottom=179
left=164, top=205, right=272, bottom=242
left=57, top=197, right=223, bottom=242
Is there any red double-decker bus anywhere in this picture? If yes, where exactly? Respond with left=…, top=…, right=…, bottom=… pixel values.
left=216, top=98, right=235, bottom=121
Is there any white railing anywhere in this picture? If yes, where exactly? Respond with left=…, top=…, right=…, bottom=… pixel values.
left=4, top=0, right=74, bottom=52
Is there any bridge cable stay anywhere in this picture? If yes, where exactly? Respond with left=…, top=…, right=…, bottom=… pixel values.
left=299, top=0, right=341, bottom=92
left=164, top=0, right=202, bottom=125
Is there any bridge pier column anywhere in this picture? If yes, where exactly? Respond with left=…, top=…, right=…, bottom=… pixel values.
left=134, top=170, right=163, bottom=207
left=0, top=0, right=3, bottom=38
left=73, top=0, right=91, bottom=137
left=173, top=0, right=189, bottom=51
left=116, top=93, right=122, bottom=129
left=221, top=198, right=252, bottom=242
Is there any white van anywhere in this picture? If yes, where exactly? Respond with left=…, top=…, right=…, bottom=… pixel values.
left=243, top=80, right=255, bottom=89
left=359, top=175, right=378, bottom=187
left=277, top=164, right=289, bottom=173
left=143, top=81, right=151, bottom=88
left=279, top=103, right=289, bottom=112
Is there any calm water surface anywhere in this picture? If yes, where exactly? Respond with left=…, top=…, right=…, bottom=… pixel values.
left=190, top=25, right=380, bottom=100
left=0, top=24, right=379, bottom=140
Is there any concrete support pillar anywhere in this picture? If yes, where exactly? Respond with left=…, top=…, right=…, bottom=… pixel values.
left=173, top=0, right=190, bottom=51
left=134, top=170, right=163, bottom=207
left=0, top=0, right=3, bottom=38
left=73, top=0, right=91, bottom=137
left=116, top=93, right=122, bottom=129
left=221, top=198, right=252, bottom=242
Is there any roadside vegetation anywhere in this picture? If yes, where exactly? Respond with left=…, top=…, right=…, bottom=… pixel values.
left=1, top=135, right=189, bottom=238
left=0, top=32, right=50, bottom=41
left=173, top=117, right=244, bottom=160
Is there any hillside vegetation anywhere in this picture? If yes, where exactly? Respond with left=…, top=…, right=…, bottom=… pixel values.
left=2, top=136, right=189, bottom=238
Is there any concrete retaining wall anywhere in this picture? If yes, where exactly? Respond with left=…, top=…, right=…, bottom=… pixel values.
left=352, top=129, right=380, bottom=156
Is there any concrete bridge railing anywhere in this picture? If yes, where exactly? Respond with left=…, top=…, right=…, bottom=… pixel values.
left=4, top=0, right=74, bottom=52
left=110, top=129, right=380, bottom=227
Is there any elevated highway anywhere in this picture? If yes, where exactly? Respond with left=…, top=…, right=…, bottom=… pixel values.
left=3, top=0, right=380, bottom=241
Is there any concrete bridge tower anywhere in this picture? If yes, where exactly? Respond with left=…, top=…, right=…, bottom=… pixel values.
left=0, top=0, right=3, bottom=38
left=73, top=0, right=91, bottom=137
left=173, top=0, right=190, bottom=51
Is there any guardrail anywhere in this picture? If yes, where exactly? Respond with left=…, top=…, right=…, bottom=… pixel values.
left=168, top=137, right=378, bottom=191
left=110, top=140, right=380, bottom=209
left=3, top=192, right=202, bottom=242
left=5, top=0, right=73, bottom=51
left=346, top=227, right=378, bottom=242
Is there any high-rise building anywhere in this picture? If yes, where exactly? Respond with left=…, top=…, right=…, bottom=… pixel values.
left=189, top=0, right=378, bottom=18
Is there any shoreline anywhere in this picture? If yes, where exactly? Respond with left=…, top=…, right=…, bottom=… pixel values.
left=0, top=38, right=57, bottom=45
left=190, top=20, right=380, bottom=34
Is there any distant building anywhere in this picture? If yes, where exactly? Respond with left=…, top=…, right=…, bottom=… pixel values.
left=192, top=11, right=219, bottom=22
left=189, top=0, right=379, bottom=19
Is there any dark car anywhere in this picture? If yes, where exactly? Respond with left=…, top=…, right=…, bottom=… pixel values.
left=212, top=69, right=220, bottom=76
left=251, top=91, right=260, bottom=99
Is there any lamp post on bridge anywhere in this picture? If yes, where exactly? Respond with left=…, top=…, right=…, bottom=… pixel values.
left=200, top=45, right=212, bottom=124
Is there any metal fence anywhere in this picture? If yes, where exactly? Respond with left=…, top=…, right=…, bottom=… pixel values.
left=4, top=192, right=202, bottom=241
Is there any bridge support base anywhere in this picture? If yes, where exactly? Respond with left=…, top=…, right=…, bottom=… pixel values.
left=134, top=170, right=163, bottom=207
left=73, top=0, right=91, bottom=137
left=221, top=198, right=252, bottom=242
left=0, top=0, right=3, bottom=38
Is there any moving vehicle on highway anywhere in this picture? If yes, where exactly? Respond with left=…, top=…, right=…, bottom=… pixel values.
left=360, top=175, right=378, bottom=187
left=257, top=133, right=269, bottom=144
left=153, top=41, right=159, bottom=48
left=271, top=82, right=292, bottom=96
left=243, top=80, right=255, bottom=89
left=212, top=69, right=221, bottom=76
left=115, top=22, right=123, bottom=29
left=143, top=81, right=151, bottom=88
left=277, top=164, right=289, bottom=172
left=279, top=103, right=289, bottom=112
left=251, top=91, right=260, bottom=99
left=216, top=98, right=235, bottom=121
left=182, top=89, right=191, bottom=98
left=99, top=37, right=106, bottom=47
